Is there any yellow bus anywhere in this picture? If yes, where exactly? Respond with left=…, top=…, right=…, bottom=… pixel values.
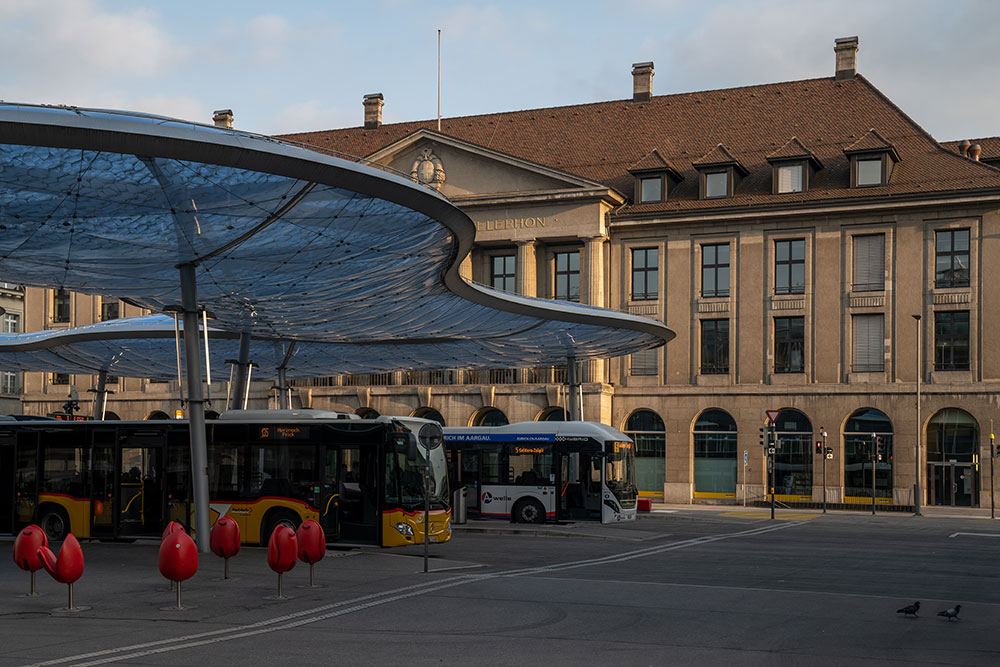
left=0, top=410, right=451, bottom=548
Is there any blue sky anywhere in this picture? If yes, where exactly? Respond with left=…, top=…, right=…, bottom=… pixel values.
left=1, top=0, right=997, bottom=141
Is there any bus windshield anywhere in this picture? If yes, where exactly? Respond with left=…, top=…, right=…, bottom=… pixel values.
left=605, top=441, right=637, bottom=499
left=391, top=441, right=449, bottom=507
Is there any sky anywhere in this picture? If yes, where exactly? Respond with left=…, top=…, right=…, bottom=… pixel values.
left=0, top=0, right=997, bottom=141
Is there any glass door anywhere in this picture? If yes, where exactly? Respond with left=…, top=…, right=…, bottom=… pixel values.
left=320, top=446, right=339, bottom=539
left=118, top=446, right=164, bottom=536
left=90, top=444, right=116, bottom=537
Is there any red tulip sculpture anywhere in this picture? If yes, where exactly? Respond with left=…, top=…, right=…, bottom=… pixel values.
left=37, top=533, right=86, bottom=612
left=296, top=520, right=326, bottom=588
left=158, top=524, right=198, bottom=610
left=13, top=524, right=48, bottom=596
left=266, top=525, right=297, bottom=599
left=210, top=517, right=241, bottom=579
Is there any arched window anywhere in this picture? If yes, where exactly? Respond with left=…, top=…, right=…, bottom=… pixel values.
left=472, top=408, right=508, bottom=427
left=693, top=409, right=737, bottom=496
left=537, top=407, right=565, bottom=422
left=773, top=408, right=812, bottom=497
left=928, top=409, right=978, bottom=463
left=844, top=408, right=893, bottom=500
left=205, top=410, right=220, bottom=420
left=625, top=409, right=665, bottom=497
left=146, top=410, right=169, bottom=420
left=356, top=407, right=379, bottom=419
left=412, top=407, right=445, bottom=426
left=103, top=411, right=120, bottom=421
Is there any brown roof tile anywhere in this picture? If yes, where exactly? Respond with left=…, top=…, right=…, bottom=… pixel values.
left=628, top=149, right=684, bottom=180
left=766, top=136, right=822, bottom=169
left=279, top=76, right=1000, bottom=216
left=691, top=144, right=749, bottom=176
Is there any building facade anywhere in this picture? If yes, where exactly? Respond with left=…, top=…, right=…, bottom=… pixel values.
left=13, top=38, right=1000, bottom=508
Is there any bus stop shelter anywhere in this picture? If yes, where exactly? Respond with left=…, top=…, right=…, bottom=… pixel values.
left=0, top=103, right=674, bottom=549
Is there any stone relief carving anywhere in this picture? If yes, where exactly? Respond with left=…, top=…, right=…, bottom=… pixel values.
left=410, top=147, right=446, bottom=190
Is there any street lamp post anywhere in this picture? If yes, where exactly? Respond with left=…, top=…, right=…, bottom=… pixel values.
left=821, top=428, right=828, bottom=514
left=912, top=314, right=922, bottom=516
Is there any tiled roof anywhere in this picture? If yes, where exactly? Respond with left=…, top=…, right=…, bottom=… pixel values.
left=628, top=148, right=680, bottom=175
left=843, top=128, right=898, bottom=159
left=941, top=136, right=1000, bottom=163
left=280, top=76, right=1000, bottom=216
left=691, top=144, right=749, bottom=176
left=767, top=136, right=822, bottom=168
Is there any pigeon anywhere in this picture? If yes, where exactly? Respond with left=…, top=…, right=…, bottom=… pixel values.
left=896, top=601, right=920, bottom=617
left=937, top=604, right=961, bottom=620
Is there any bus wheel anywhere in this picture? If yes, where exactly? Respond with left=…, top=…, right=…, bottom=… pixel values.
left=39, top=505, right=70, bottom=541
left=513, top=498, right=545, bottom=524
left=260, top=510, right=301, bottom=546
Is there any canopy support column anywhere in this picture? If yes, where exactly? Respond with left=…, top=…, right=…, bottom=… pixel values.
left=90, top=370, right=110, bottom=420
left=277, top=367, right=289, bottom=410
left=231, top=331, right=252, bottom=410
left=179, top=263, right=211, bottom=553
left=566, top=356, right=580, bottom=422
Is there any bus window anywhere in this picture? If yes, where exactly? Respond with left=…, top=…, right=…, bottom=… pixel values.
left=509, top=450, right=554, bottom=486
left=249, top=444, right=318, bottom=506
left=42, top=447, right=86, bottom=498
left=480, top=446, right=504, bottom=484
left=210, top=446, right=243, bottom=500
left=15, top=435, right=38, bottom=527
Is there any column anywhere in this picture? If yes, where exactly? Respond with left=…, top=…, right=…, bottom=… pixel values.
left=515, top=239, right=537, bottom=297
left=583, top=236, right=608, bottom=383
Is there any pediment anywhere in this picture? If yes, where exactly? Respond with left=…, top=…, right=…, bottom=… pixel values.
left=366, top=129, right=606, bottom=198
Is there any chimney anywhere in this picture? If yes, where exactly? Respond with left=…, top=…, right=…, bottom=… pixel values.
left=969, top=144, right=982, bottom=161
left=212, top=109, right=233, bottom=129
left=631, top=62, right=654, bottom=103
left=958, top=139, right=971, bottom=157
left=363, top=93, right=384, bottom=130
left=834, top=36, right=859, bottom=81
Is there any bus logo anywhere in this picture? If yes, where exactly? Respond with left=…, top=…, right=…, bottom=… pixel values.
left=482, top=491, right=493, bottom=504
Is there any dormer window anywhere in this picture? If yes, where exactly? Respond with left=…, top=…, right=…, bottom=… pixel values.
left=639, top=176, right=663, bottom=203
left=693, top=144, right=747, bottom=201
left=767, top=138, right=822, bottom=195
left=844, top=129, right=899, bottom=189
left=628, top=149, right=683, bottom=205
left=776, top=164, right=803, bottom=193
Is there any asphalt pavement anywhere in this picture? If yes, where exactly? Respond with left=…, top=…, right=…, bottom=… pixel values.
left=3, top=506, right=1000, bottom=666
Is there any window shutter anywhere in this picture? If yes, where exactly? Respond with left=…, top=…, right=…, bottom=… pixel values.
left=852, top=234, right=884, bottom=291
left=852, top=314, right=884, bottom=372
left=630, top=348, right=658, bottom=376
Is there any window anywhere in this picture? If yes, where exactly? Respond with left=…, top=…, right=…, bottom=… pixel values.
left=51, top=373, right=70, bottom=385
left=701, top=243, right=730, bottom=298
left=473, top=408, right=509, bottom=427
left=1, top=372, right=17, bottom=394
left=844, top=409, right=893, bottom=499
left=927, top=408, right=978, bottom=463
left=693, top=410, right=738, bottom=495
left=774, top=239, right=805, bottom=294
left=639, top=177, right=663, bottom=203
left=851, top=314, right=884, bottom=372
left=776, top=164, right=804, bottom=193
left=774, top=316, right=804, bottom=373
left=631, top=248, right=658, bottom=300
left=554, top=251, right=580, bottom=302
left=630, top=348, right=657, bottom=376
left=491, top=254, right=516, bottom=293
left=856, top=158, right=883, bottom=186
left=625, top=409, right=665, bottom=497
left=935, top=229, right=970, bottom=288
left=3, top=312, right=20, bottom=333
left=772, top=409, right=813, bottom=496
left=101, top=297, right=120, bottom=320
left=52, top=289, right=70, bottom=323
left=705, top=171, right=728, bottom=198
left=852, top=234, right=885, bottom=292
left=934, top=311, right=969, bottom=371
left=700, top=319, right=729, bottom=374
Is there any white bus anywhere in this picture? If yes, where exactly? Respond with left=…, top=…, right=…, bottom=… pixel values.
left=443, top=422, right=637, bottom=524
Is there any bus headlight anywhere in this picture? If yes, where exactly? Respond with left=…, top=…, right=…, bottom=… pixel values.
left=394, top=522, right=414, bottom=537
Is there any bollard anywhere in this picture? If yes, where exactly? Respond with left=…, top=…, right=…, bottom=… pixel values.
left=37, top=534, right=87, bottom=612
left=210, top=517, right=241, bottom=580
left=266, top=525, right=297, bottom=600
left=158, top=525, right=198, bottom=610
left=296, top=520, right=326, bottom=588
left=13, top=525, right=48, bottom=597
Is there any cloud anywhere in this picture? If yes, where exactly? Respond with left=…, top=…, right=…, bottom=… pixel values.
left=245, top=14, right=293, bottom=66
left=266, top=100, right=355, bottom=136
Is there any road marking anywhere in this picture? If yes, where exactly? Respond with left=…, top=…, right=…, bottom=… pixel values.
left=718, top=511, right=819, bottom=520
left=651, top=509, right=676, bottom=513
left=22, top=520, right=805, bottom=667
left=949, top=531, right=1000, bottom=538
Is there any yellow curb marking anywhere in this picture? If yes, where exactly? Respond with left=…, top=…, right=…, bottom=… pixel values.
left=718, top=511, right=819, bottom=520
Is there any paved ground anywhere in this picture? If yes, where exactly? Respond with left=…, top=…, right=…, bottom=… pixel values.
left=3, top=506, right=1000, bottom=666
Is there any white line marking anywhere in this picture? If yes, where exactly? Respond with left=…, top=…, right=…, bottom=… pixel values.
left=949, top=531, right=1000, bottom=538
left=22, top=520, right=804, bottom=667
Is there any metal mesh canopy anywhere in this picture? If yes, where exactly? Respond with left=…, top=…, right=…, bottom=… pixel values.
left=0, top=103, right=673, bottom=373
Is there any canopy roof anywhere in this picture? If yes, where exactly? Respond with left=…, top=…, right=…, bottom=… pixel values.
left=0, top=103, right=672, bottom=374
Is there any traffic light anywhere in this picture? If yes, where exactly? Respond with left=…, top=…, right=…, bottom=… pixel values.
left=816, top=441, right=823, bottom=455
left=759, top=427, right=765, bottom=448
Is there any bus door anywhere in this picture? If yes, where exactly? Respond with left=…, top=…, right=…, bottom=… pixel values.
left=319, top=446, right=339, bottom=540
left=578, top=452, right=603, bottom=519
left=337, top=445, right=377, bottom=542
left=117, top=434, right=166, bottom=536
left=90, top=431, right=116, bottom=538
left=458, top=450, right=481, bottom=513
left=13, top=431, right=38, bottom=533
left=0, top=437, right=12, bottom=534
